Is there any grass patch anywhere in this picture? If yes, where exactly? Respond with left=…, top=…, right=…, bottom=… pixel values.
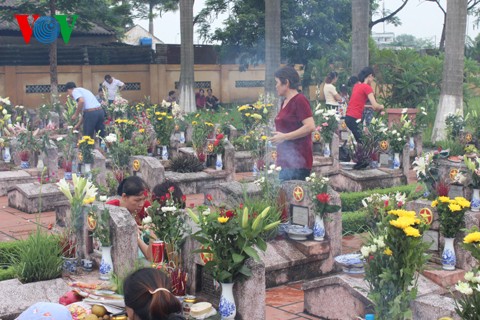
left=0, top=240, right=23, bottom=265
left=340, top=184, right=417, bottom=212
left=0, top=266, right=16, bottom=281
left=342, top=211, right=368, bottom=236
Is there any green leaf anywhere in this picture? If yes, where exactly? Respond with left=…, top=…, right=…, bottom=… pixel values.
left=256, top=237, right=267, bottom=251
left=243, top=246, right=260, bottom=261
left=232, top=253, right=244, bottom=264
left=238, top=264, right=252, bottom=277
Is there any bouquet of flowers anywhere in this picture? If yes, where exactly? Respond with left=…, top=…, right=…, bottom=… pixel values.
left=361, top=192, right=406, bottom=229
left=143, top=186, right=189, bottom=263
left=454, top=227, right=480, bottom=318
left=412, top=151, right=439, bottom=198
left=254, top=164, right=283, bottom=217
left=110, top=96, right=129, bottom=118
left=78, top=136, right=95, bottom=164
left=306, top=173, right=340, bottom=218
left=362, top=209, right=430, bottom=319
left=190, top=116, right=214, bottom=152
left=0, top=98, right=12, bottom=135
left=186, top=199, right=280, bottom=283
left=431, top=196, right=470, bottom=238
left=237, top=96, right=273, bottom=132
left=313, top=106, right=340, bottom=143
left=113, top=119, right=137, bottom=140
left=208, top=133, right=226, bottom=155
left=464, top=157, right=480, bottom=189
left=90, top=206, right=111, bottom=247
left=148, top=108, right=174, bottom=146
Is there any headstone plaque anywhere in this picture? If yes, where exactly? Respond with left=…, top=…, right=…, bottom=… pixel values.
left=379, top=153, right=390, bottom=167
left=291, top=204, right=309, bottom=226
left=423, top=230, right=439, bottom=251
left=448, top=184, right=464, bottom=198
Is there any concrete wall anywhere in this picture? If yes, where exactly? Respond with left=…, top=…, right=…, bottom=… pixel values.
left=0, top=64, right=271, bottom=108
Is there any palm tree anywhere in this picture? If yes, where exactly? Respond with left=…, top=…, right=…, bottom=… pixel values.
left=264, top=0, right=281, bottom=106
left=351, top=0, right=369, bottom=75
left=179, top=0, right=196, bottom=113
left=431, top=0, right=468, bottom=142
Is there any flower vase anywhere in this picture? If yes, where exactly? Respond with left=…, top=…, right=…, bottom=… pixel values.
left=219, top=282, right=236, bottom=320
left=83, top=163, right=91, bottom=174
left=162, top=146, right=168, bottom=160
left=62, top=257, right=78, bottom=274
left=471, top=189, right=480, bottom=212
left=3, top=146, right=11, bottom=163
left=216, top=153, right=223, bottom=170
left=442, top=237, right=456, bottom=271
left=253, top=160, right=259, bottom=177
left=179, top=131, right=186, bottom=144
left=99, top=246, right=114, bottom=280
left=323, top=143, right=331, bottom=157
left=20, top=160, right=30, bottom=169
left=64, top=171, right=73, bottom=180
left=409, top=137, right=415, bottom=151
left=37, top=158, right=44, bottom=170
left=156, top=146, right=161, bottom=156
left=392, top=152, right=400, bottom=169
left=313, top=215, right=326, bottom=241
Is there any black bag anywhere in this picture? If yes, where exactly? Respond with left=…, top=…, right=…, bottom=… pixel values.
left=339, top=141, right=351, bottom=162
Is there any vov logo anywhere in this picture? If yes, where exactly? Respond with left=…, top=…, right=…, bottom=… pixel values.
left=15, top=14, right=78, bottom=44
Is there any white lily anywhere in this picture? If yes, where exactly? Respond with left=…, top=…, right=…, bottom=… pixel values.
left=56, top=178, right=73, bottom=201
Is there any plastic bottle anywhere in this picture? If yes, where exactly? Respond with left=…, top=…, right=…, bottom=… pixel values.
left=365, top=314, right=375, bottom=320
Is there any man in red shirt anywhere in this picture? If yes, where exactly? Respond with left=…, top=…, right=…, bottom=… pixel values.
left=345, top=67, right=384, bottom=143
left=270, top=66, right=315, bottom=181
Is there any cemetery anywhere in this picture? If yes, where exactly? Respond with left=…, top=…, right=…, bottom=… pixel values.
left=1, top=0, right=480, bottom=320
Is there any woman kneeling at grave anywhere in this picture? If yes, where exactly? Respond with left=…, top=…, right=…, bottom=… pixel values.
left=106, top=176, right=152, bottom=260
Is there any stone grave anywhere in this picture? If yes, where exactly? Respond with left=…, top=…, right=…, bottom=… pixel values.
left=311, top=133, right=341, bottom=176
left=330, top=167, right=407, bottom=192
left=91, top=149, right=107, bottom=187
left=129, top=155, right=165, bottom=190
left=7, top=182, right=68, bottom=213
left=203, top=181, right=261, bottom=207
left=0, top=170, right=36, bottom=196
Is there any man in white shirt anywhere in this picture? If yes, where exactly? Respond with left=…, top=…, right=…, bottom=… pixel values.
left=102, top=74, right=125, bottom=104
left=66, top=82, right=105, bottom=139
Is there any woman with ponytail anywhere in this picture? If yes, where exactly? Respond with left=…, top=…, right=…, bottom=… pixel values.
left=323, top=71, right=344, bottom=110
left=124, top=268, right=185, bottom=320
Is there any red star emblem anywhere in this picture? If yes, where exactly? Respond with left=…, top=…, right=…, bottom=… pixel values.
left=293, top=186, right=304, bottom=202
left=419, top=208, right=433, bottom=225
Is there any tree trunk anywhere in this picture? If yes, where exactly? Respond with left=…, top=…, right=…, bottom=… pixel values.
left=49, top=0, right=58, bottom=105
left=149, top=1, right=154, bottom=35
left=351, top=0, right=370, bottom=75
left=264, top=0, right=281, bottom=107
left=432, top=0, right=467, bottom=142
left=179, top=0, right=196, bottom=113
left=439, top=13, right=446, bottom=51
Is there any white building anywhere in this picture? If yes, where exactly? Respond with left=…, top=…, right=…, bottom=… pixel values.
left=372, top=32, right=395, bottom=48
left=123, top=25, right=163, bottom=50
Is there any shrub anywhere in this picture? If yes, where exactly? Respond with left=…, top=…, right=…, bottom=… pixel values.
left=342, top=211, right=368, bottom=236
left=340, top=184, right=417, bottom=212
left=12, top=228, right=63, bottom=283
left=0, top=266, right=16, bottom=281
left=170, top=154, right=204, bottom=173
left=0, top=240, right=23, bottom=265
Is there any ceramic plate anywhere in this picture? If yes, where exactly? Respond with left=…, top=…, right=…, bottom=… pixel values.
left=287, top=225, right=313, bottom=235
left=334, top=253, right=364, bottom=267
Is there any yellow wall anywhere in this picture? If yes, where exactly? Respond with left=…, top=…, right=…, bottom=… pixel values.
left=0, top=64, right=271, bottom=108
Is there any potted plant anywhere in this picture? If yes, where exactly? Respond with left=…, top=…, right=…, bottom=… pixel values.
left=186, top=199, right=280, bottom=319
left=431, top=196, right=470, bottom=270
left=58, top=231, right=78, bottom=274
left=306, top=173, right=341, bottom=241
left=209, top=133, right=226, bottom=170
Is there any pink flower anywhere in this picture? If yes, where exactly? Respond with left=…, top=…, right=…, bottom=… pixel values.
left=322, top=122, right=328, bottom=127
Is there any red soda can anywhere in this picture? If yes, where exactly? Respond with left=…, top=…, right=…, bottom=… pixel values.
left=152, top=240, right=165, bottom=263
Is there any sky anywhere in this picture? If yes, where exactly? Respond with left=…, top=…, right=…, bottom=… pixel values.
left=133, top=0, right=480, bottom=47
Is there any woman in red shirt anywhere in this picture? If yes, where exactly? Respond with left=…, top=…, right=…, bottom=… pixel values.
left=106, top=176, right=152, bottom=259
left=270, top=66, right=315, bottom=181
left=345, top=66, right=384, bottom=143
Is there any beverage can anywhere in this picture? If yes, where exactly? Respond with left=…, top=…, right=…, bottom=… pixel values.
left=182, top=295, right=196, bottom=317
left=152, top=240, right=165, bottom=263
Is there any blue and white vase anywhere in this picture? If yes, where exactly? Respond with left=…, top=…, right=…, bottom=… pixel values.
left=99, top=246, right=113, bottom=280
left=162, top=146, right=168, bottom=160
left=313, top=215, right=325, bottom=241
left=393, top=152, right=400, bottom=169
left=20, top=160, right=30, bottom=169
left=3, top=146, right=11, bottom=163
left=179, top=131, right=186, bottom=144
left=216, top=153, right=223, bottom=170
left=471, top=189, right=480, bottom=212
left=62, top=257, right=78, bottom=274
left=323, top=143, right=331, bottom=157
left=409, top=137, right=415, bottom=151
left=253, top=161, right=259, bottom=177
left=64, top=171, right=73, bottom=180
left=219, top=282, right=236, bottom=320
left=442, top=237, right=456, bottom=271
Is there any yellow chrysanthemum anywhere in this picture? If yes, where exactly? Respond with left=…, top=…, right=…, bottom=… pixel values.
left=384, top=247, right=393, bottom=256
left=155, top=111, right=161, bottom=115
left=218, top=216, right=229, bottom=224
left=390, top=216, right=416, bottom=229
left=161, top=112, right=167, bottom=116
left=261, top=135, right=267, bottom=140
left=192, top=121, right=198, bottom=125
left=448, top=203, right=462, bottom=212
left=167, top=116, right=173, bottom=119
left=158, top=118, right=163, bottom=121
left=250, top=113, right=262, bottom=120
left=388, top=209, right=416, bottom=218
left=139, top=128, right=145, bottom=133
left=431, top=200, right=438, bottom=208
left=403, top=226, right=421, bottom=237
left=238, top=105, right=250, bottom=111
left=455, top=197, right=471, bottom=208
left=245, top=113, right=251, bottom=117
left=87, top=140, right=94, bottom=145
left=438, top=196, right=450, bottom=203
left=205, top=122, right=214, bottom=127
left=83, top=197, right=95, bottom=205
left=464, top=231, right=480, bottom=244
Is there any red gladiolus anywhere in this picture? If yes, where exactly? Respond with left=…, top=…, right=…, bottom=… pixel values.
left=225, top=210, right=234, bottom=218
left=168, top=186, right=175, bottom=193
left=160, top=196, right=166, bottom=202
left=239, top=203, right=244, bottom=209
left=384, top=200, right=389, bottom=207
left=214, top=139, right=220, bottom=146
left=165, top=193, right=171, bottom=200
left=397, top=201, right=403, bottom=208
left=206, top=194, right=213, bottom=201
left=316, top=193, right=330, bottom=203
left=181, top=195, right=187, bottom=202
left=217, top=133, right=224, bottom=140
